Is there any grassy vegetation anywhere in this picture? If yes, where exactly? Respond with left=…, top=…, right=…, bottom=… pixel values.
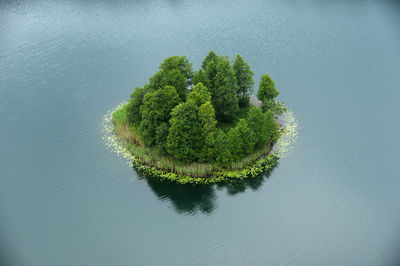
left=112, top=103, right=278, bottom=180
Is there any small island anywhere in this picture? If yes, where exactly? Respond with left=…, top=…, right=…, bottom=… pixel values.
left=112, top=51, right=288, bottom=184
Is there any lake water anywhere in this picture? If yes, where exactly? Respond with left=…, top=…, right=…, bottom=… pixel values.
left=1, top=0, right=400, bottom=265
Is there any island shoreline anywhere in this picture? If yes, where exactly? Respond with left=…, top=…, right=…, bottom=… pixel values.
left=111, top=102, right=282, bottom=184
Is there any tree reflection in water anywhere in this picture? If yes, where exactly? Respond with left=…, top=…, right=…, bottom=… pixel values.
left=141, top=162, right=278, bottom=215
left=145, top=178, right=217, bottom=215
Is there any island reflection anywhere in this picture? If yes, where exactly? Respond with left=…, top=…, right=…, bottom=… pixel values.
left=140, top=163, right=278, bottom=215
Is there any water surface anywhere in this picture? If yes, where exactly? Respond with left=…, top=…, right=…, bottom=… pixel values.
left=1, top=0, right=400, bottom=265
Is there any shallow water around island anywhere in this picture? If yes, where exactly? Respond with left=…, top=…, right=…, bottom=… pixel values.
left=1, top=0, right=400, bottom=265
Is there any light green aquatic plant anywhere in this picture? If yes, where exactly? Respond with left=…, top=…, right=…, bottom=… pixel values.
left=274, top=109, right=299, bottom=158
left=102, top=102, right=136, bottom=165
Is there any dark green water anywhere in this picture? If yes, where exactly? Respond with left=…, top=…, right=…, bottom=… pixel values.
left=1, top=0, right=400, bottom=265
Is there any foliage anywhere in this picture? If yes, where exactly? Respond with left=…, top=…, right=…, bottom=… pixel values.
left=192, top=69, right=210, bottom=88
left=233, top=54, right=254, bottom=108
left=148, top=70, right=166, bottom=91
left=160, top=56, right=194, bottom=86
left=139, top=85, right=180, bottom=146
left=264, top=110, right=280, bottom=143
left=116, top=51, right=285, bottom=180
left=148, top=69, right=187, bottom=100
left=214, top=129, right=233, bottom=167
left=227, top=119, right=255, bottom=161
left=210, top=56, right=239, bottom=122
left=187, top=82, right=211, bottom=107
left=146, top=55, right=193, bottom=101
left=246, top=106, right=269, bottom=148
left=257, top=74, right=279, bottom=102
left=163, top=69, right=188, bottom=100
left=198, top=101, right=217, bottom=162
left=155, top=122, right=169, bottom=154
left=126, top=87, right=147, bottom=126
left=201, top=51, right=218, bottom=70
left=203, top=56, right=218, bottom=93
left=261, top=99, right=287, bottom=116
left=166, top=101, right=203, bottom=162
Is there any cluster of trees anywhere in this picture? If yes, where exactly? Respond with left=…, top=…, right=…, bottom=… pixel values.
left=125, top=52, right=281, bottom=166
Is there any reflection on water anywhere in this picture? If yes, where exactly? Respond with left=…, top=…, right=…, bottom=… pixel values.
left=145, top=178, right=217, bottom=215
left=142, top=162, right=278, bottom=214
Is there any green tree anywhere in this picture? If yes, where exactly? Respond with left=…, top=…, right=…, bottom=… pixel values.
left=201, top=51, right=218, bottom=70
left=257, top=74, right=279, bottom=102
left=214, top=129, right=233, bottom=167
left=139, top=86, right=180, bottom=146
left=148, top=70, right=167, bottom=91
left=212, top=56, right=239, bottom=122
left=160, top=56, right=194, bottom=86
left=148, top=69, right=187, bottom=100
left=247, top=106, right=269, bottom=148
left=264, top=110, right=280, bottom=143
left=198, top=101, right=217, bottom=162
left=212, top=85, right=239, bottom=123
left=164, top=69, right=187, bottom=100
left=214, top=57, right=237, bottom=91
left=192, top=69, right=210, bottom=88
left=166, top=101, right=203, bottom=162
left=204, top=57, right=218, bottom=92
left=126, top=86, right=148, bottom=126
left=227, top=119, right=254, bottom=161
left=233, top=54, right=254, bottom=108
left=260, top=99, right=287, bottom=115
left=187, top=82, right=211, bottom=107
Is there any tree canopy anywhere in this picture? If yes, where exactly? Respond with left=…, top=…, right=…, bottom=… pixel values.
left=160, top=56, right=194, bottom=86
left=122, top=52, right=282, bottom=166
left=201, top=51, right=218, bottom=70
left=187, top=82, right=211, bottom=107
left=198, top=101, right=217, bottom=162
left=148, top=69, right=188, bottom=100
left=227, top=119, right=255, bottom=162
left=257, top=74, right=279, bottom=102
left=233, top=54, right=254, bottom=107
left=138, top=85, right=180, bottom=146
left=127, top=86, right=148, bottom=126
left=166, top=101, right=203, bottom=162
left=209, top=56, right=239, bottom=122
left=247, top=106, right=270, bottom=148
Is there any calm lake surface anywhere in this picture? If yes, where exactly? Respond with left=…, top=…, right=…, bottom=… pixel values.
left=1, top=0, right=400, bottom=265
